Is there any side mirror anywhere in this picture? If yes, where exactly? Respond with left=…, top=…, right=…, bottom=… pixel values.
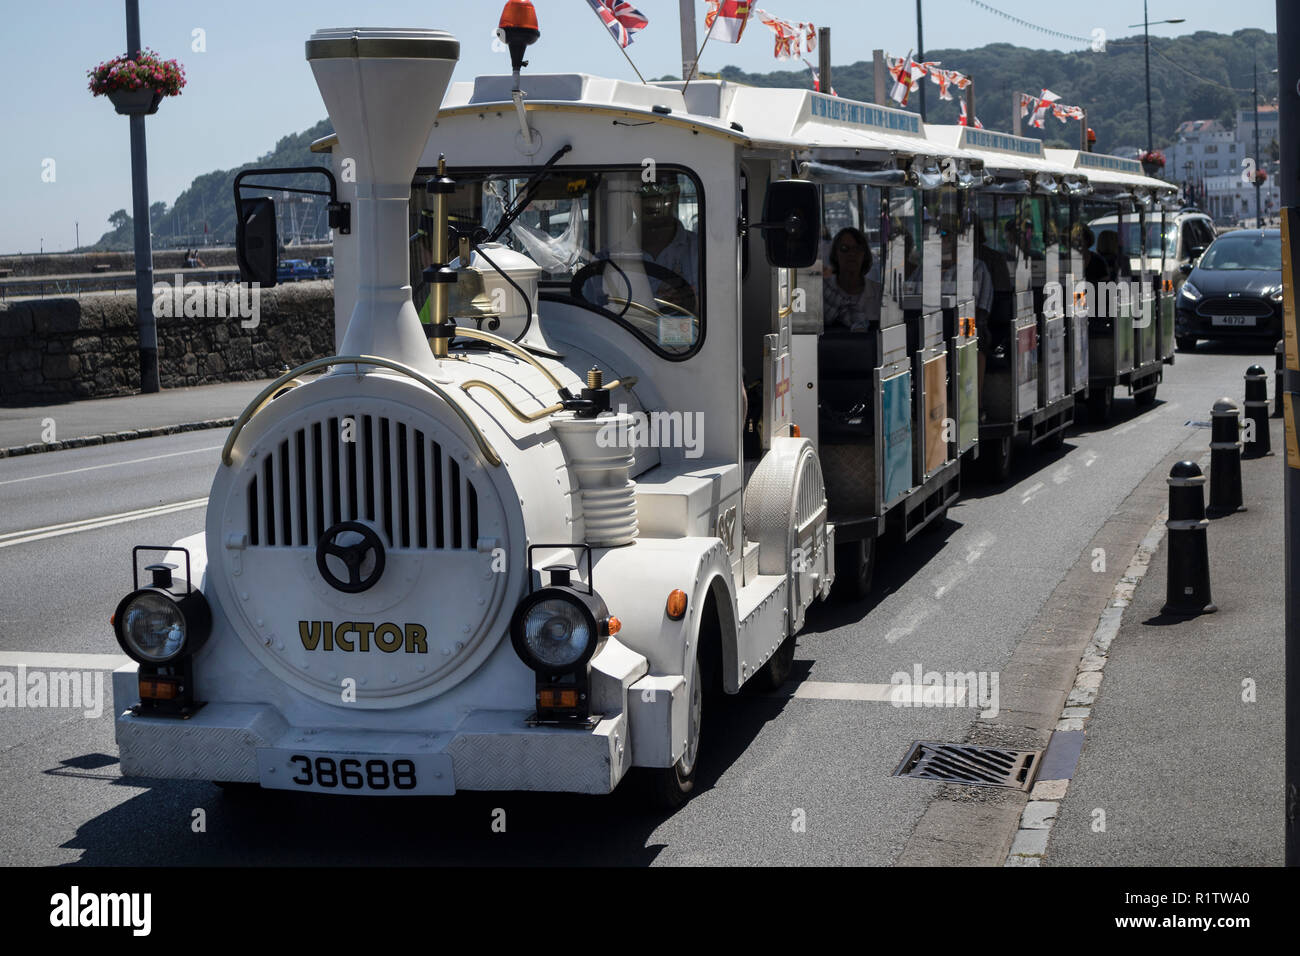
left=236, top=197, right=278, bottom=287
left=1179, top=262, right=1194, bottom=276
left=1188, top=244, right=1206, bottom=260
left=758, top=179, right=820, bottom=269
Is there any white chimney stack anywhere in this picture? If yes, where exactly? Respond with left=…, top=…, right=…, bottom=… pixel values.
left=306, top=28, right=460, bottom=373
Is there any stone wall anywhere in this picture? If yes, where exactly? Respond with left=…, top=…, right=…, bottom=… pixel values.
left=0, top=283, right=336, bottom=405
left=0, top=243, right=332, bottom=278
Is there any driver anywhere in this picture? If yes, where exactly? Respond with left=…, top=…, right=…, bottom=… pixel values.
left=584, top=179, right=699, bottom=313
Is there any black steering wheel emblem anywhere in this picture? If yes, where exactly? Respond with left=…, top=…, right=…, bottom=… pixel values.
left=316, top=521, right=386, bottom=593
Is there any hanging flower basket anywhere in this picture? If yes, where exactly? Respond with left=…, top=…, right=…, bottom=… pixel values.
left=1138, top=149, right=1166, bottom=177
left=107, top=88, right=163, bottom=115
left=88, top=48, right=186, bottom=115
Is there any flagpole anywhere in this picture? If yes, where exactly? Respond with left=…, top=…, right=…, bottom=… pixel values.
left=683, top=12, right=718, bottom=93
left=585, top=1, right=648, bottom=83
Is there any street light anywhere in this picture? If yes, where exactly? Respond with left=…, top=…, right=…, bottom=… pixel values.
left=1129, top=4, right=1186, bottom=155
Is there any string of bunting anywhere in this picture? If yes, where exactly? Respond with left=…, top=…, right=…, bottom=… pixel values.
left=885, top=53, right=971, bottom=108
left=967, top=0, right=1092, bottom=46
left=1019, top=89, right=1085, bottom=128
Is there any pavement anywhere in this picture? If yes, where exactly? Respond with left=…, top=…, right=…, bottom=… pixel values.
left=1041, top=415, right=1285, bottom=866
left=0, top=379, right=272, bottom=457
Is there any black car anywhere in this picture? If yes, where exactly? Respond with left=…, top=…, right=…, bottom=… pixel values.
left=1175, top=229, right=1283, bottom=350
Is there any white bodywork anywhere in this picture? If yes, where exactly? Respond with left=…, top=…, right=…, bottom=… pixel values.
left=115, top=38, right=835, bottom=796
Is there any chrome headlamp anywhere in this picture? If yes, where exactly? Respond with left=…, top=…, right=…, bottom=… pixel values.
left=113, top=553, right=211, bottom=666
left=510, top=580, right=609, bottom=677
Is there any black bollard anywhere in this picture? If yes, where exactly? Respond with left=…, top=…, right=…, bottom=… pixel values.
left=1208, top=397, right=1246, bottom=515
left=1275, top=340, right=1285, bottom=418
left=1162, top=460, right=1217, bottom=616
left=1243, top=365, right=1272, bottom=457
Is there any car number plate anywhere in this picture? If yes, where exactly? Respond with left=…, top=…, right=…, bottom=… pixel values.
left=1210, top=315, right=1255, bottom=326
left=255, top=749, right=454, bottom=795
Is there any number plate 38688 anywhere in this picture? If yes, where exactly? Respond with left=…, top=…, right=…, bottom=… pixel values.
left=255, top=749, right=454, bottom=795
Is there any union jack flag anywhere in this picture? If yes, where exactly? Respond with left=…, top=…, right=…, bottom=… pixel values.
left=586, top=0, right=649, bottom=49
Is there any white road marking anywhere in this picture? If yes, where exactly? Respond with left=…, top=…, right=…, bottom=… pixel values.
left=1021, top=481, right=1045, bottom=504
left=0, top=498, right=207, bottom=549
left=0, top=651, right=131, bottom=670
left=0, top=445, right=222, bottom=487
left=791, top=681, right=968, bottom=705
left=1082, top=450, right=1099, bottom=467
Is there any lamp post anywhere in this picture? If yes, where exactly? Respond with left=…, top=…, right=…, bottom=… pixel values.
left=1129, top=5, right=1186, bottom=155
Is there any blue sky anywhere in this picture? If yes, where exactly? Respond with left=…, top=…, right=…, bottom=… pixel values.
left=0, top=0, right=1278, bottom=255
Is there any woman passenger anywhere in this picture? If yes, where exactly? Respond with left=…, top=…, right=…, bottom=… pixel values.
left=823, top=227, right=882, bottom=333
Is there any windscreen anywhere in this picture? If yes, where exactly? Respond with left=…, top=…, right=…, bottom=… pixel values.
left=1198, top=235, right=1282, bottom=271
left=410, top=165, right=704, bottom=357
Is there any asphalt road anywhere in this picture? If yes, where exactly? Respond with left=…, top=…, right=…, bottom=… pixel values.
left=0, top=341, right=1278, bottom=866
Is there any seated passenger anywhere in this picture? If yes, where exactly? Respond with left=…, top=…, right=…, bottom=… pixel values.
left=823, top=227, right=882, bottom=333
left=1095, top=229, right=1131, bottom=281
left=1079, top=225, right=1109, bottom=284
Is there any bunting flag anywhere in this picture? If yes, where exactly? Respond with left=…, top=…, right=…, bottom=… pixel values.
left=755, top=10, right=816, bottom=61
left=887, top=52, right=925, bottom=106
left=885, top=55, right=973, bottom=107
left=1021, top=89, right=1084, bottom=129
left=802, top=56, right=836, bottom=95
left=585, top=0, right=649, bottom=48
left=1027, top=89, right=1057, bottom=128
left=704, top=0, right=754, bottom=43
left=956, top=99, right=982, bottom=128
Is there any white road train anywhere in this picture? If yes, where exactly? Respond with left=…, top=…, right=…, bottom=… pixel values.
left=111, top=6, right=1177, bottom=806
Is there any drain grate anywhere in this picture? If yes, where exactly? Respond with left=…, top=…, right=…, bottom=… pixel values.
left=894, top=741, right=1042, bottom=790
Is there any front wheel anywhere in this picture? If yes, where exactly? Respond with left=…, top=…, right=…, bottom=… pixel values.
left=642, top=646, right=703, bottom=810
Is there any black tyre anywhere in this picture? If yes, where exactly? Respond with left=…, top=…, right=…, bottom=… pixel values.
left=981, top=434, right=1014, bottom=482
left=1176, top=336, right=1197, bottom=352
left=212, top=781, right=263, bottom=797
left=1134, top=384, right=1158, bottom=408
left=643, top=645, right=704, bottom=811
left=1087, top=384, right=1114, bottom=423
left=832, top=536, right=876, bottom=601
left=1043, top=425, right=1067, bottom=450
left=751, top=632, right=796, bottom=692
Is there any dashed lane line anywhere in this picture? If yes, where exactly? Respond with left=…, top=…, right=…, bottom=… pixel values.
left=0, top=498, right=207, bottom=549
left=0, top=651, right=131, bottom=671
left=0, top=445, right=222, bottom=486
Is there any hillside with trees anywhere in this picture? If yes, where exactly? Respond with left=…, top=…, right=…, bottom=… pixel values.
left=91, top=29, right=1276, bottom=249
left=714, top=28, right=1275, bottom=153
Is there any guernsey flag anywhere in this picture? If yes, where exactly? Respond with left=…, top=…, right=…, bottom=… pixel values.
left=705, top=0, right=754, bottom=43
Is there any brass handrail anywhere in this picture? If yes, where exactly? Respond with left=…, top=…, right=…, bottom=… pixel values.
left=221, top=355, right=501, bottom=468
left=460, top=381, right=564, bottom=423
left=452, top=326, right=566, bottom=391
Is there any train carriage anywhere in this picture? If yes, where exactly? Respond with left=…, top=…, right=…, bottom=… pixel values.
left=1045, top=149, right=1178, bottom=417
left=928, top=126, right=1088, bottom=478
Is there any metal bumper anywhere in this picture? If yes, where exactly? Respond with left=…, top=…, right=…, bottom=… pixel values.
left=112, top=668, right=633, bottom=795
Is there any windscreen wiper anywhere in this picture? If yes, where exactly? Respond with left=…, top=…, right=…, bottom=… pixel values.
left=486, top=143, right=572, bottom=244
